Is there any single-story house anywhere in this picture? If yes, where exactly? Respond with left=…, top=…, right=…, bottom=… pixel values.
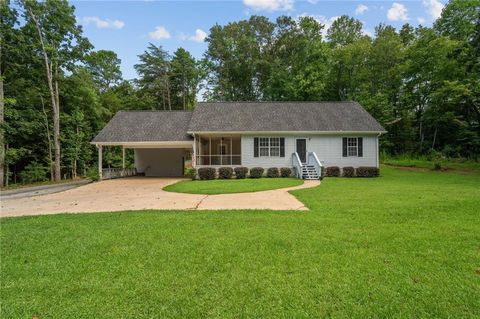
left=91, top=101, right=386, bottom=179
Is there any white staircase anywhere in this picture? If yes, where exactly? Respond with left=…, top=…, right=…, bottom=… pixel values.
left=292, top=151, right=323, bottom=180
left=300, top=164, right=320, bottom=180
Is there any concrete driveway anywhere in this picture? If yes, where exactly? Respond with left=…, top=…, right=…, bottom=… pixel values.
left=1, top=177, right=319, bottom=217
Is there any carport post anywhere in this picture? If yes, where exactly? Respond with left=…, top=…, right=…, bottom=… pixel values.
left=98, top=144, right=103, bottom=181
left=122, top=146, right=125, bottom=169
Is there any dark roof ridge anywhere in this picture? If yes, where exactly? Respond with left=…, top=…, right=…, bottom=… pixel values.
left=117, top=110, right=193, bottom=112
left=196, top=101, right=357, bottom=104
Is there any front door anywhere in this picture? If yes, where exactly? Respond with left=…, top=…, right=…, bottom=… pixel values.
left=296, top=139, right=307, bottom=163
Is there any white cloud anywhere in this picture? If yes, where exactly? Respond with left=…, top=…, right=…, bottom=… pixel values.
left=423, top=0, right=444, bottom=20
left=306, top=0, right=319, bottom=4
left=417, top=17, right=426, bottom=24
left=355, top=4, right=368, bottom=15
left=387, top=3, right=409, bottom=22
left=297, top=13, right=340, bottom=36
left=189, top=29, right=207, bottom=42
left=148, top=26, right=171, bottom=40
left=243, top=0, right=293, bottom=12
left=82, top=16, right=125, bottom=29
left=178, top=29, right=208, bottom=42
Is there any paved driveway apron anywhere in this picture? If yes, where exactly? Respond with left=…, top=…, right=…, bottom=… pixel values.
left=1, top=177, right=319, bottom=217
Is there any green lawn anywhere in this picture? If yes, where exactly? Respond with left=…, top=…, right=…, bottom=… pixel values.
left=1, top=167, right=479, bottom=318
left=163, top=177, right=303, bottom=194
left=382, top=157, right=480, bottom=172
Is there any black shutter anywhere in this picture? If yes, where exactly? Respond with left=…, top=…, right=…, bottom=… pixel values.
left=254, top=138, right=259, bottom=157
left=358, top=137, right=363, bottom=157
left=342, top=137, right=347, bottom=157
left=280, top=138, right=285, bottom=157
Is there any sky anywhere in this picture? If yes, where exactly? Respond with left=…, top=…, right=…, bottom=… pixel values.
left=71, top=0, right=446, bottom=80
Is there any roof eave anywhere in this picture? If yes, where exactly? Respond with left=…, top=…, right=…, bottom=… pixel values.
left=187, top=130, right=387, bottom=135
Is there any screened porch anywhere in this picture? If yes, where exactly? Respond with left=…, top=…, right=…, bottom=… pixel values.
left=194, top=135, right=241, bottom=166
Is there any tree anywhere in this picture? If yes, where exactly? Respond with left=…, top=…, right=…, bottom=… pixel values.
left=204, top=16, right=274, bottom=101
left=135, top=44, right=172, bottom=110
left=434, top=0, right=479, bottom=41
left=170, top=48, right=199, bottom=110
left=20, top=0, right=91, bottom=181
left=85, top=50, right=122, bottom=92
left=327, top=15, right=363, bottom=47
left=264, top=16, right=330, bottom=100
left=0, top=1, right=18, bottom=186
left=399, top=23, right=415, bottom=45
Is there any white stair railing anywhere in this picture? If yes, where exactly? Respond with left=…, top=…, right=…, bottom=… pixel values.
left=307, top=151, right=323, bottom=179
left=292, top=152, right=303, bottom=179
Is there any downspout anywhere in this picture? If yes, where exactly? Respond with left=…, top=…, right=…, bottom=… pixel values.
left=192, top=133, right=196, bottom=168
left=376, top=133, right=381, bottom=168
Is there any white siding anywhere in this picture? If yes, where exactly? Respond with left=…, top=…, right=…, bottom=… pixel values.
left=241, top=134, right=379, bottom=168
left=134, top=148, right=186, bottom=177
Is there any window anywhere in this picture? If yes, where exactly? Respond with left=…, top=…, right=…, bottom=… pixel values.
left=270, top=138, right=280, bottom=156
left=257, top=137, right=281, bottom=157
left=347, top=137, right=358, bottom=157
left=259, top=138, right=269, bottom=157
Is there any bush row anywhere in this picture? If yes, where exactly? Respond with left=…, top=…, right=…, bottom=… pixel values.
left=186, top=167, right=293, bottom=180
left=325, top=166, right=379, bottom=177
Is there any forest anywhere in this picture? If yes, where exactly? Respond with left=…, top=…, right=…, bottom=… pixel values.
left=0, top=0, right=479, bottom=186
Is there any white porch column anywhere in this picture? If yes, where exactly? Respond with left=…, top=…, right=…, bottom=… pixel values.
left=192, top=134, right=196, bottom=168
left=122, top=146, right=126, bottom=169
left=98, top=144, right=103, bottom=181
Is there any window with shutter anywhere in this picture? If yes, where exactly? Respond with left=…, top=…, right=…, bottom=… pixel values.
left=343, top=137, right=363, bottom=157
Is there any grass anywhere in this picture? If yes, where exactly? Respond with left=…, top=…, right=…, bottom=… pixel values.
left=163, top=177, right=303, bottom=194
left=1, top=178, right=84, bottom=191
left=381, top=155, right=480, bottom=172
left=1, top=167, right=480, bottom=318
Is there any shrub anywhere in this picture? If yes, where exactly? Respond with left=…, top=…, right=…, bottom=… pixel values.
left=280, top=167, right=292, bottom=178
left=19, top=162, right=48, bottom=183
left=325, top=166, right=340, bottom=177
left=198, top=167, right=216, bottom=180
left=267, top=167, right=279, bottom=178
left=356, top=166, right=379, bottom=177
left=86, top=167, right=100, bottom=181
left=249, top=167, right=264, bottom=178
left=234, top=167, right=248, bottom=179
left=343, top=166, right=355, bottom=177
left=218, top=167, right=233, bottom=179
left=433, top=162, right=442, bottom=171
left=184, top=167, right=196, bottom=180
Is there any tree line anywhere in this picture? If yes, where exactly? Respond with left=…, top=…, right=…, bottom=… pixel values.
left=0, top=0, right=478, bottom=186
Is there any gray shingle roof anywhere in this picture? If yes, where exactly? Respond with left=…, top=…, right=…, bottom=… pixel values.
left=187, top=102, right=386, bottom=133
left=92, top=102, right=386, bottom=143
left=92, top=111, right=193, bottom=143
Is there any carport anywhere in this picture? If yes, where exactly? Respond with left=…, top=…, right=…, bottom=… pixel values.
left=91, top=111, right=193, bottom=180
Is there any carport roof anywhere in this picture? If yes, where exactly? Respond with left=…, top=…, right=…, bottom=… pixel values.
left=92, top=111, right=193, bottom=143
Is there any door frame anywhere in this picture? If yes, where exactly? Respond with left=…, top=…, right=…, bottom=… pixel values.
left=295, top=137, right=308, bottom=163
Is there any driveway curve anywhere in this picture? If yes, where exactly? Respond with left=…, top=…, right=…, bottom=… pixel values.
left=1, top=177, right=320, bottom=217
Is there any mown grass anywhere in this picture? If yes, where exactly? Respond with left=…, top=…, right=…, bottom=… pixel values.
left=1, top=167, right=479, bottom=318
left=163, top=177, right=303, bottom=194
left=381, top=155, right=480, bottom=172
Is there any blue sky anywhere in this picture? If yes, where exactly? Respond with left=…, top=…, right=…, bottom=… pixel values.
left=72, top=0, right=446, bottom=80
